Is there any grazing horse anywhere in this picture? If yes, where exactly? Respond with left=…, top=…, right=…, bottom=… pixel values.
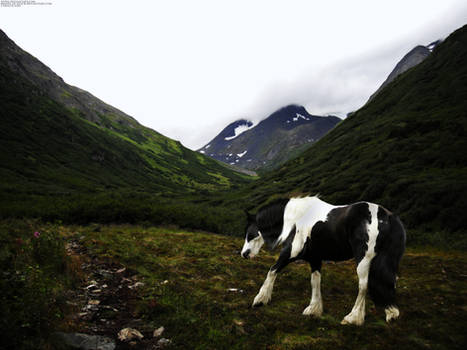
left=240, top=196, right=406, bottom=325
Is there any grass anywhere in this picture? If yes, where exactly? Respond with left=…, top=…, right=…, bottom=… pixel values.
left=0, top=220, right=81, bottom=350
left=67, top=224, right=466, bottom=350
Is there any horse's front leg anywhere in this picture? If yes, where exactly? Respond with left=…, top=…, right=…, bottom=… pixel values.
left=252, top=250, right=292, bottom=307
left=302, top=262, right=323, bottom=317
left=252, top=269, right=277, bottom=307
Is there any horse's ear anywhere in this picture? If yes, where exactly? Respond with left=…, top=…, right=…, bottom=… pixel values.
left=244, top=210, right=256, bottom=223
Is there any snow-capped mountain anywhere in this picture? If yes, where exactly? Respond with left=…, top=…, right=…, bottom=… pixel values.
left=198, top=105, right=341, bottom=171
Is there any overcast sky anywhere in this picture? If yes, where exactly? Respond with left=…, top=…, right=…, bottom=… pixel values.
left=1, top=0, right=466, bottom=149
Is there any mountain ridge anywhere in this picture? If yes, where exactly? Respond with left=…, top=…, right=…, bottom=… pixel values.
left=367, top=40, right=441, bottom=102
left=199, top=104, right=340, bottom=171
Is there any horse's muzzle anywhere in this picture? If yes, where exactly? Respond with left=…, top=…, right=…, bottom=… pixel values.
left=242, top=249, right=251, bottom=259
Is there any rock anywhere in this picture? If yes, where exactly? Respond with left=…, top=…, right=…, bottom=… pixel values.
left=116, top=267, right=126, bottom=273
left=88, top=299, right=101, bottom=305
left=153, top=326, right=165, bottom=338
left=55, top=332, right=115, bottom=350
left=98, top=269, right=114, bottom=279
left=129, top=281, right=145, bottom=289
left=117, top=328, right=144, bottom=342
left=157, top=338, right=171, bottom=347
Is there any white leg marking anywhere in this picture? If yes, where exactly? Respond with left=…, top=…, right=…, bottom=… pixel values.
left=303, top=271, right=323, bottom=317
left=385, top=306, right=400, bottom=322
left=342, top=204, right=379, bottom=326
left=253, top=270, right=277, bottom=306
left=341, top=268, right=368, bottom=326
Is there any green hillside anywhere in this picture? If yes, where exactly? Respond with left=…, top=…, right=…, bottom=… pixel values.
left=223, top=25, right=467, bottom=244
left=0, top=29, right=255, bottom=232
left=0, top=68, right=248, bottom=195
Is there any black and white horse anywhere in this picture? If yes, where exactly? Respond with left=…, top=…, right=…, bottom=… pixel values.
left=241, top=196, right=406, bottom=325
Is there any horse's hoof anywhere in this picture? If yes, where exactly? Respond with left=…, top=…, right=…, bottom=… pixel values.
left=302, top=304, right=323, bottom=317
left=252, top=302, right=264, bottom=308
left=385, top=306, right=400, bottom=322
left=341, top=313, right=364, bottom=326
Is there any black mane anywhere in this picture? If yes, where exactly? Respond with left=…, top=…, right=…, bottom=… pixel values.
left=255, top=198, right=289, bottom=248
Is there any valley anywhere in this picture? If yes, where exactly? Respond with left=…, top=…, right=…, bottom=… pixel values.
left=0, top=16, right=466, bottom=350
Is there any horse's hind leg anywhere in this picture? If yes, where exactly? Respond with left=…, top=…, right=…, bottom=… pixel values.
left=341, top=257, right=372, bottom=326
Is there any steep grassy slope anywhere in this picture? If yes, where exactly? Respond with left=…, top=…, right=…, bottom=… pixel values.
left=0, top=29, right=253, bottom=199
left=221, top=25, right=467, bottom=241
left=0, top=67, right=250, bottom=194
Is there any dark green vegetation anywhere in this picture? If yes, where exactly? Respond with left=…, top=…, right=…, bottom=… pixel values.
left=15, top=223, right=465, bottom=350
left=218, top=24, right=467, bottom=248
left=0, top=220, right=80, bottom=350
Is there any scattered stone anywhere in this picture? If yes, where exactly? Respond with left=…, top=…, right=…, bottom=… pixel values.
left=98, top=269, right=114, bottom=279
left=116, top=267, right=126, bottom=273
left=86, top=281, right=99, bottom=289
left=161, top=280, right=169, bottom=285
left=88, top=299, right=101, bottom=305
left=157, top=338, right=171, bottom=347
left=233, top=319, right=244, bottom=326
left=233, top=319, right=247, bottom=335
left=227, top=288, right=244, bottom=293
left=117, top=328, right=144, bottom=342
left=153, top=326, right=165, bottom=338
left=129, top=281, right=145, bottom=289
left=54, top=332, right=115, bottom=350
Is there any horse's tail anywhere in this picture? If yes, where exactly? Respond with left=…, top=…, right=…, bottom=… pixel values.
left=368, top=214, right=406, bottom=308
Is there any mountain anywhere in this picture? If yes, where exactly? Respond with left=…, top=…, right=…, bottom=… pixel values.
left=0, top=29, right=252, bottom=200
left=368, top=40, right=441, bottom=102
left=228, top=25, right=467, bottom=239
left=198, top=105, right=340, bottom=171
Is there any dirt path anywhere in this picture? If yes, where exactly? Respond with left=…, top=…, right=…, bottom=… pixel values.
left=62, top=236, right=170, bottom=349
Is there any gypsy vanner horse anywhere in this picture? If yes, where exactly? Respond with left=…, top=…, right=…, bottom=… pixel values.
left=241, top=196, right=406, bottom=325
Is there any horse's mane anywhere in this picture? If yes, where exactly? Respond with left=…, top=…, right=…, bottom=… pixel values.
left=256, top=198, right=290, bottom=248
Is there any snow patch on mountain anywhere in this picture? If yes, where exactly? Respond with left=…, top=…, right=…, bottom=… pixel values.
left=224, top=122, right=255, bottom=141
left=293, top=113, right=310, bottom=122
left=237, top=150, right=247, bottom=158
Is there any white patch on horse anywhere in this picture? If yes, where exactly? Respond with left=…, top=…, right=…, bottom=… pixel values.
left=342, top=203, right=379, bottom=326
left=289, top=198, right=338, bottom=258
left=253, top=270, right=277, bottom=306
left=241, top=232, right=264, bottom=259
left=276, top=196, right=338, bottom=249
left=303, top=271, right=323, bottom=317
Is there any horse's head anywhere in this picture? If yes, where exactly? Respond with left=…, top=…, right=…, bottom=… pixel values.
left=241, top=211, right=265, bottom=259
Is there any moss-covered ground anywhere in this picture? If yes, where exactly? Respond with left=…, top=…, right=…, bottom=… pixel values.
left=70, top=224, right=467, bottom=349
